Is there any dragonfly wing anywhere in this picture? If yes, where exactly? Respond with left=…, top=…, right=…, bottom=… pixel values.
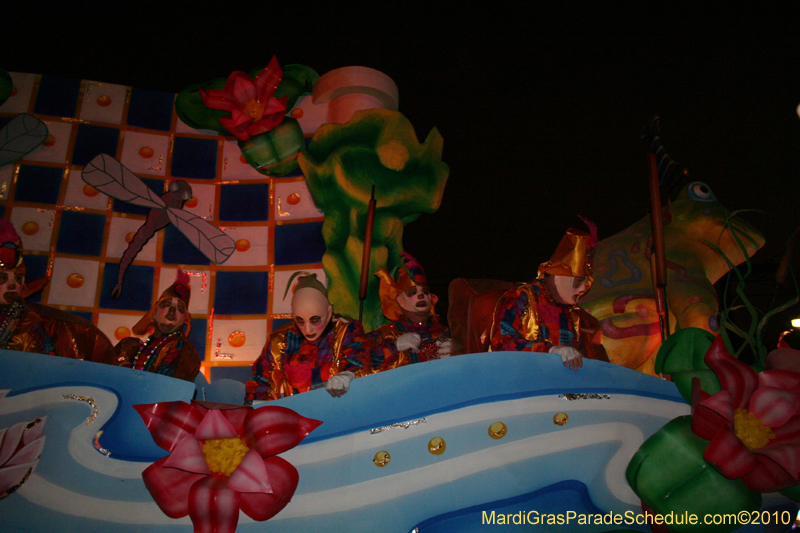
left=166, top=208, right=236, bottom=264
left=0, top=113, right=49, bottom=167
left=81, top=154, right=166, bottom=208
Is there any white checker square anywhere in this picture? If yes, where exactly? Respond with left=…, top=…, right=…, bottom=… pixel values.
left=79, top=81, right=127, bottom=124
left=47, top=257, right=100, bottom=308
left=106, top=216, right=157, bottom=262
left=210, top=318, right=267, bottom=363
left=221, top=140, right=266, bottom=180
left=182, top=183, right=216, bottom=219
left=62, top=170, right=110, bottom=210
left=119, top=131, right=170, bottom=176
left=24, top=120, right=73, bottom=164
left=0, top=73, right=36, bottom=114
left=9, top=207, right=55, bottom=251
left=218, top=226, right=267, bottom=267
left=273, top=180, right=323, bottom=220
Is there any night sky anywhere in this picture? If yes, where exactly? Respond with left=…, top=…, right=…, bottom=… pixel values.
left=4, top=6, right=800, bottom=341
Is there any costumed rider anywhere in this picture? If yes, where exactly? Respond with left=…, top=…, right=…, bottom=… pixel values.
left=245, top=274, right=372, bottom=402
left=0, top=220, right=55, bottom=354
left=489, top=221, right=609, bottom=370
left=115, top=269, right=201, bottom=382
left=368, top=252, right=450, bottom=371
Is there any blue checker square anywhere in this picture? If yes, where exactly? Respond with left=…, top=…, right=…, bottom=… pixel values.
left=56, top=211, right=105, bottom=256
left=274, top=221, right=325, bottom=265
left=188, top=318, right=207, bottom=360
left=214, top=272, right=268, bottom=315
left=22, top=254, right=48, bottom=303
left=72, top=124, right=120, bottom=167
left=0, top=206, right=5, bottom=218
left=14, top=165, right=62, bottom=204
left=272, top=318, right=293, bottom=330
left=112, top=178, right=164, bottom=216
left=162, top=225, right=211, bottom=266
left=219, top=183, right=269, bottom=222
left=171, top=137, right=218, bottom=180
left=210, top=366, right=252, bottom=385
left=127, top=88, right=175, bottom=131
left=33, top=75, right=81, bottom=118
left=99, top=263, right=155, bottom=311
left=69, top=311, right=95, bottom=323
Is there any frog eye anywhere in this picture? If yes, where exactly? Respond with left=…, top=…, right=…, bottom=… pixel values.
left=687, top=181, right=716, bottom=203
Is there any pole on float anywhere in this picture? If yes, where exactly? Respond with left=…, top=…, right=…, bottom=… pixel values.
left=359, top=185, right=376, bottom=323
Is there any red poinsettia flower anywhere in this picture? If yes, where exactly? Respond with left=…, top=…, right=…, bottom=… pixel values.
left=200, top=56, right=288, bottom=141
left=691, top=336, right=800, bottom=492
left=135, top=400, right=321, bottom=533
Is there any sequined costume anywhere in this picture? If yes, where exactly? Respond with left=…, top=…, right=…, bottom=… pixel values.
left=0, top=301, right=56, bottom=355
left=489, top=280, right=608, bottom=361
left=116, top=333, right=201, bottom=381
left=367, top=318, right=447, bottom=370
left=245, top=315, right=371, bottom=402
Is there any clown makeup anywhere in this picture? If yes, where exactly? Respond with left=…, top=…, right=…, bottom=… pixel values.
left=550, top=275, right=588, bottom=306
left=292, top=287, right=333, bottom=343
left=397, top=285, right=431, bottom=323
left=154, top=297, right=187, bottom=336
left=0, top=270, right=23, bottom=306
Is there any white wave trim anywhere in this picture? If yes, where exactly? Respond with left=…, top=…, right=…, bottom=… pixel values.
left=0, top=386, right=147, bottom=478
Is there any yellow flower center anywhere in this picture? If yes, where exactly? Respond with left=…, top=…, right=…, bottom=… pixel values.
left=733, top=408, right=775, bottom=450
left=243, top=99, right=265, bottom=120
left=201, top=437, right=249, bottom=477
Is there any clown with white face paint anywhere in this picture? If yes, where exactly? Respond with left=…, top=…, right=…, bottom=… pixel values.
left=246, top=274, right=372, bottom=402
left=368, top=252, right=450, bottom=372
left=114, top=270, right=200, bottom=382
left=0, top=220, right=55, bottom=354
left=490, top=222, right=609, bottom=370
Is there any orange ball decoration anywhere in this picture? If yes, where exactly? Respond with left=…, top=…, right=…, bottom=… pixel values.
left=66, top=273, right=84, bottom=289
left=184, top=196, right=198, bottom=208
left=21, top=221, right=39, bottom=236
left=125, top=232, right=136, bottom=243
left=286, top=193, right=301, bottom=205
left=138, top=146, right=154, bottom=159
left=83, top=184, right=100, bottom=197
left=96, top=95, right=112, bottom=107
left=43, top=135, right=56, bottom=147
left=235, top=239, right=250, bottom=252
left=228, top=331, right=246, bottom=348
left=114, top=326, right=131, bottom=341
left=290, top=108, right=304, bottom=119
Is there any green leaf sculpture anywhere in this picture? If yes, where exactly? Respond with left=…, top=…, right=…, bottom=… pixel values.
left=298, top=109, right=449, bottom=329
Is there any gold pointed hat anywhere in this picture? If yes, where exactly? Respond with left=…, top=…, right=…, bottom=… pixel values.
left=537, top=218, right=598, bottom=285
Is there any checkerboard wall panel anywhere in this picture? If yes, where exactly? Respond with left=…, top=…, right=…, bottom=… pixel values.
left=0, top=72, right=328, bottom=381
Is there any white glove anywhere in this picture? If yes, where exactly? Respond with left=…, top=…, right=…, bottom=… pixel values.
left=549, top=345, right=583, bottom=371
left=396, top=333, right=422, bottom=352
left=326, top=371, right=355, bottom=398
left=437, top=340, right=452, bottom=359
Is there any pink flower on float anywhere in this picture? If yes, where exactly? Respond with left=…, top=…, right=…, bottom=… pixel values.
left=691, top=336, right=800, bottom=493
left=200, top=56, right=288, bottom=141
left=135, top=400, right=321, bottom=533
left=0, top=389, right=46, bottom=499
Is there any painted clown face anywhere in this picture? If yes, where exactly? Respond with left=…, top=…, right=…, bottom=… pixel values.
left=154, top=297, right=187, bottom=336
left=0, top=269, right=23, bottom=306
left=397, top=285, right=431, bottom=322
left=292, top=287, right=333, bottom=343
left=550, top=275, right=588, bottom=306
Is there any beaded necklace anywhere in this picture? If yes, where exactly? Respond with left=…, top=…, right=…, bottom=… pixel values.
left=0, top=301, right=25, bottom=346
left=132, top=331, right=180, bottom=371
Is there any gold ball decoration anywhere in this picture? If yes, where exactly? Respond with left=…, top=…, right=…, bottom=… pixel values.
left=373, top=450, right=391, bottom=467
left=553, top=413, right=569, bottom=426
left=428, top=437, right=446, bottom=455
left=488, top=421, right=507, bottom=440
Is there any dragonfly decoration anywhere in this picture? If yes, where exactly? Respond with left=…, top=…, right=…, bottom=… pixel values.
left=0, top=113, right=49, bottom=168
left=82, top=154, right=235, bottom=298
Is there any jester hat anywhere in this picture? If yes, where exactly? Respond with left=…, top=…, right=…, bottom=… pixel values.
left=536, top=218, right=598, bottom=290
left=0, top=219, right=48, bottom=298
left=375, top=251, right=438, bottom=322
left=133, top=269, right=192, bottom=337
